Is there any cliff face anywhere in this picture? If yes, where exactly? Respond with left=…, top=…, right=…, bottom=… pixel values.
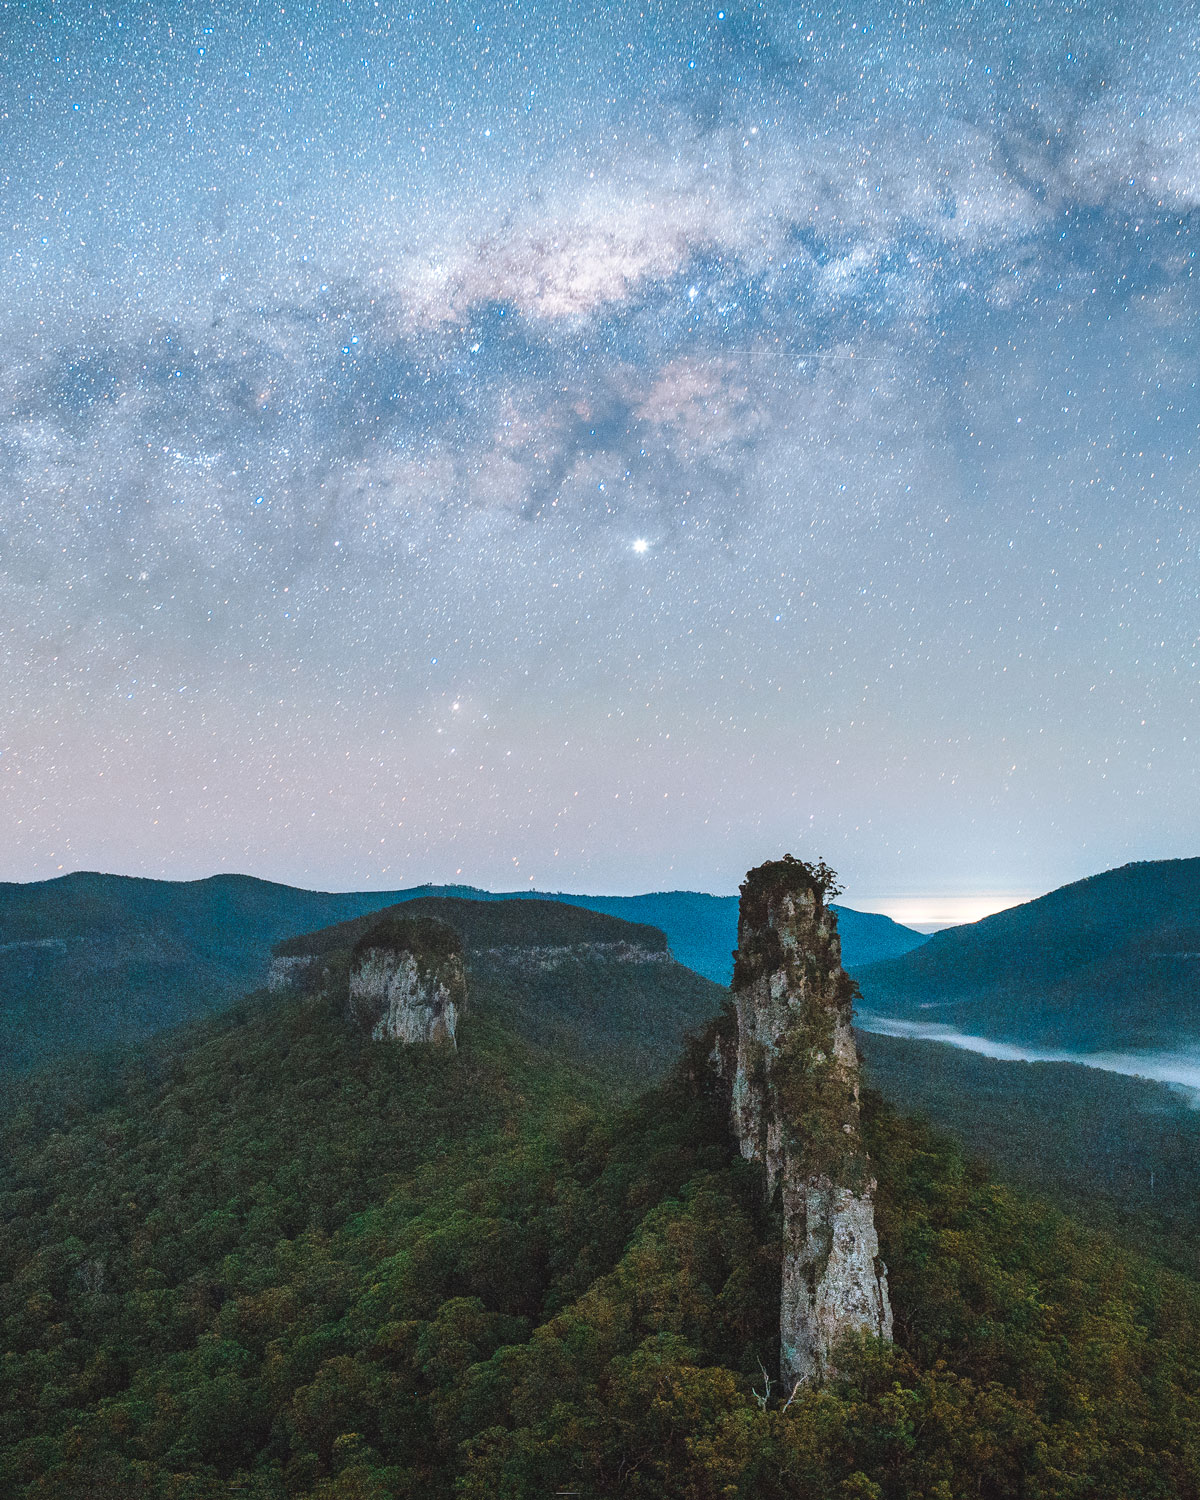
left=347, top=916, right=467, bottom=1048
left=480, top=940, right=672, bottom=970
left=729, top=856, right=892, bottom=1385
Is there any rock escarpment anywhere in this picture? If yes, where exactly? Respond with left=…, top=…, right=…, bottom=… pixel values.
left=727, top=855, right=892, bottom=1385
left=480, top=940, right=673, bottom=970
left=347, top=915, right=466, bottom=1048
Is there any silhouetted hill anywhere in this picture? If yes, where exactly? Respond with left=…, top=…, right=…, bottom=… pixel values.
left=0, top=872, right=415, bottom=1073
left=853, top=858, right=1200, bottom=1051
left=273, top=894, right=671, bottom=960
left=0, top=872, right=923, bottom=1072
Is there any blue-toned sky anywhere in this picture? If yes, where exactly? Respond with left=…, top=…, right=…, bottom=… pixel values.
left=1, top=0, right=1197, bottom=912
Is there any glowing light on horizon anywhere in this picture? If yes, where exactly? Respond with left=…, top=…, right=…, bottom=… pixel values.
left=850, top=893, right=1042, bottom=932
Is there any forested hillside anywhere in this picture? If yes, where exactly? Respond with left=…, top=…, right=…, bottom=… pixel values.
left=0, top=872, right=411, bottom=1074
left=859, top=1029, right=1200, bottom=1277
left=4, top=908, right=1200, bottom=1498
left=853, top=858, right=1200, bottom=1051
left=0, top=873, right=919, bottom=1074
left=271, top=896, right=726, bottom=1091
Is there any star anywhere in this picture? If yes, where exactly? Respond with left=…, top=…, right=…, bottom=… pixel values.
left=0, top=0, right=1194, bottom=901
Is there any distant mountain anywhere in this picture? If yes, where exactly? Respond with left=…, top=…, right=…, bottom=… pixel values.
left=0, top=870, right=924, bottom=1072
left=3, top=883, right=1199, bottom=1496
left=503, top=889, right=928, bottom=983
left=0, top=871, right=416, bottom=1073
left=259, top=882, right=926, bottom=984
left=853, top=858, right=1200, bottom=1052
left=270, top=893, right=671, bottom=962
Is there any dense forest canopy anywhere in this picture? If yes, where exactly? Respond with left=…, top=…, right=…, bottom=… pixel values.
left=4, top=921, right=1200, bottom=1498
left=275, top=896, right=671, bottom=961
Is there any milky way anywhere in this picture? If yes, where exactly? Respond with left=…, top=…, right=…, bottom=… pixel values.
left=2, top=0, right=1197, bottom=902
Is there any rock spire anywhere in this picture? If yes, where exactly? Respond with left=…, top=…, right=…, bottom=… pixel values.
left=729, top=855, right=892, bottom=1384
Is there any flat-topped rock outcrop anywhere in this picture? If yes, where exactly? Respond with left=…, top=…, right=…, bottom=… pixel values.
left=267, top=892, right=724, bottom=1085
left=346, top=914, right=466, bottom=1048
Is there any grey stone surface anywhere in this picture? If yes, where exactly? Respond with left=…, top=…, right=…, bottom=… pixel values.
left=348, top=945, right=466, bottom=1047
left=728, top=860, right=892, bottom=1384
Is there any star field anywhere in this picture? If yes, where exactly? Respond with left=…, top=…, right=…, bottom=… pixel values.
left=1, top=0, right=1197, bottom=903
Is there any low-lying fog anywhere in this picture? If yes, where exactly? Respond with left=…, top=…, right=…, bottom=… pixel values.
left=856, top=1012, right=1200, bottom=1103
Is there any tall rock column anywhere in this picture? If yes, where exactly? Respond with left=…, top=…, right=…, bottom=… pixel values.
left=730, top=855, right=892, bottom=1385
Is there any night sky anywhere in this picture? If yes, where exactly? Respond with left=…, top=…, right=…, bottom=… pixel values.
left=2, top=0, right=1197, bottom=918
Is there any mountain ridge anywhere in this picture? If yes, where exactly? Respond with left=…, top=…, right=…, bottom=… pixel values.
left=3, top=884, right=1200, bottom=1497
left=0, top=869, right=923, bottom=1073
left=853, top=856, right=1200, bottom=1052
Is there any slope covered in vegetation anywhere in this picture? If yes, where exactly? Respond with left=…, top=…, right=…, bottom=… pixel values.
left=854, top=857, right=1200, bottom=1051
left=272, top=896, right=725, bottom=1092
left=0, top=872, right=415, bottom=1073
left=860, top=1028, right=1200, bottom=1278
left=3, top=945, right=1200, bottom=1498
left=0, top=872, right=920, bottom=1074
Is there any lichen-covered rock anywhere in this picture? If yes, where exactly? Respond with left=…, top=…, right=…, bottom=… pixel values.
left=347, top=915, right=466, bottom=1048
left=731, top=855, right=892, bottom=1385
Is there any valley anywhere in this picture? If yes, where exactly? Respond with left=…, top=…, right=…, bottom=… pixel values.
left=2, top=855, right=1200, bottom=1496
left=859, top=1010, right=1200, bottom=1097
left=4, top=860, right=1200, bottom=1498
left=851, top=858, right=1200, bottom=1054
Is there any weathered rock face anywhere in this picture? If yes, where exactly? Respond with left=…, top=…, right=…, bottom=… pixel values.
left=347, top=916, right=467, bottom=1048
left=480, top=940, right=673, bottom=970
left=730, top=855, right=892, bottom=1385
